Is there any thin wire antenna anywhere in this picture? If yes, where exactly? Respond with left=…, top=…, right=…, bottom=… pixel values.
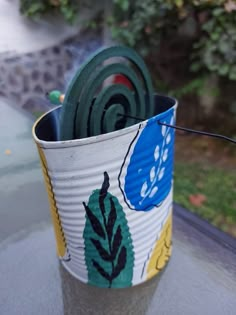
left=158, top=122, right=236, bottom=144
left=117, top=113, right=236, bottom=145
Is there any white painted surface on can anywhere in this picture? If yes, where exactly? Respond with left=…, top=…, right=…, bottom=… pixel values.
left=38, top=118, right=172, bottom=285
left=42, top=122, right=146, bottom=284
left=33, top=100, right=177, bottom=287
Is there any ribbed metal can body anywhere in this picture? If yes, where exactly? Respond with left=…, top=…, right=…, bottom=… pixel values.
left=32, top=95, right=177, bottom=288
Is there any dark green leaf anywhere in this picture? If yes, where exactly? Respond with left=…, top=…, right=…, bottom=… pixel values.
left=24, top=3, right=45, bottom=16
left=101, top=172, right=110, bottom=197
left=218, top=64, right=229, bottom=76
left=90, top=238, right=112, bottom=261
left=190, top=62, right=201, bottom=72
left=83, top=202, right=105, bottom=239
left=61, top=0, right=68, bottom=5
left=112, top=246, right=127, bottom=279
left=212, top=8, right=224, bottom=17
left=229, top=68, right=236, bottom=80
left=114, top=0, right=129, bottom=11
left=219, top=41, right=230, bottom=54
left=111, top=225, right=122, bottom=259
left=211, top=32, right=220, bottom=41
left=84, top=172, right=134, bottom=287
left=99, top=172, right=110, bottom=216
left=92, top=259, right=111, bottom=281
left=107, top=197, right=117, bottom=242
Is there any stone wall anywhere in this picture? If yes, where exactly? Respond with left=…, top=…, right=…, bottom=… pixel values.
left=0, top=27, right=103, bottom=115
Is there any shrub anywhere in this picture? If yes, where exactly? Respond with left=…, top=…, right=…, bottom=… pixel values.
left=20, top=0, right=79, bottom=23
left=110, top=0, right=236, bottom=82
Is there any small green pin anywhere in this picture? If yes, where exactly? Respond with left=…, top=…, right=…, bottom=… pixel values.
left=48, top=90, right=64, bottom=105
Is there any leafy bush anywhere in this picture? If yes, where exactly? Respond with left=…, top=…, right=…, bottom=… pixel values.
left=191, top=5, right=236, bottom=80
left=111, top=0, right=236, bottom=82
left=110, top=0, right=179, bottom=56
left=20, top=0, right=79, bottom=23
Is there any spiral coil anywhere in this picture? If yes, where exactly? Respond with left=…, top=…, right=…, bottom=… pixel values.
left=60, top=46, right=154, bottom=140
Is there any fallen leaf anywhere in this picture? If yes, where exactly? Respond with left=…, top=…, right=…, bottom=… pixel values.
left=189, top=193, right=207, bottom=207
left=5, top=149, right=11, bottom=155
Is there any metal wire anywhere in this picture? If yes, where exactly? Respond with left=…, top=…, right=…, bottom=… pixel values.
left=158, top=122, right=236, bottom=145
left=118, top=113, right=236, bottom=145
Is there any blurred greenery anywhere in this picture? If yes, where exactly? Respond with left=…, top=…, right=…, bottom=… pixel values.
left=20, top=0, right=236, bottom=85
left=20, top=0, right=79, bottom=23
left=174, top=162, right=236, bottom=237
left=111, top=0, right=236, bottom=82
left=191, top=6, right=236, bottom=80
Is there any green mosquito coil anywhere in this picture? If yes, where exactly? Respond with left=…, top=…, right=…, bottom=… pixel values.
left=50, top=46, right=155, bottom=141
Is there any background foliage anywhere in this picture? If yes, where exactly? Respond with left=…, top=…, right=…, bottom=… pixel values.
left=20, top=0, right=236, bottom=85
left=111, top=0, right=236, bottom=82
left=20, top=0, right=79, bottom=23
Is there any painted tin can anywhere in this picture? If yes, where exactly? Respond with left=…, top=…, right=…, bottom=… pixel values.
left=32, top=94, right=177, bottom=288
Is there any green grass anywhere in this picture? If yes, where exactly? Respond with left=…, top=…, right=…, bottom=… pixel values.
left=174, top=162, right=236, bottom=235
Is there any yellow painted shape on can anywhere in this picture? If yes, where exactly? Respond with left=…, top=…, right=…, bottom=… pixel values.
left=147, top=213, right=172, bottom=280
left=37, top=144, right=66, bottom=258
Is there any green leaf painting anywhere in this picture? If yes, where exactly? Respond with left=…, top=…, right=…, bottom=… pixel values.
left=83, top=172, right=134, bottom=288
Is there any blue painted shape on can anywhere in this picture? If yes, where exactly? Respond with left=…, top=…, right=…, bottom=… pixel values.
left=124, top=109, right=175, bottom=211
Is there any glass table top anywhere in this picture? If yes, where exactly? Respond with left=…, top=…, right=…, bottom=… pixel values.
left=1, top=101, right=236, bottom=315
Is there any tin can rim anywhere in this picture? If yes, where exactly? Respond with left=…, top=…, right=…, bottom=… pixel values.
left=32, top=94, right=178, bottom=149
